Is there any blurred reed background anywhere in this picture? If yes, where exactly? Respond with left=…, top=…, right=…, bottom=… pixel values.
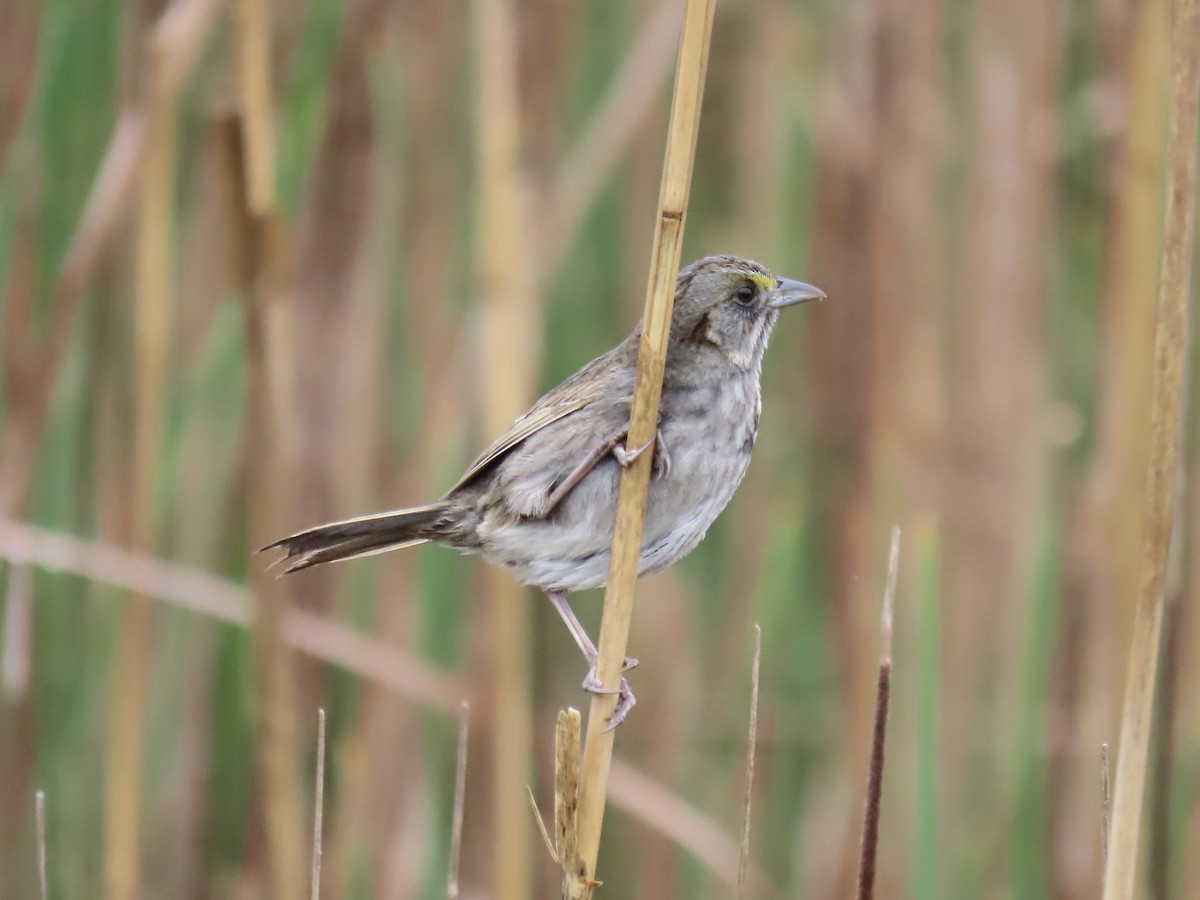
left=0, top=0, right=1197, bottom=897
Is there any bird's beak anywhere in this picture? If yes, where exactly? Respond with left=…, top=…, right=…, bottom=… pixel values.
left=769, top=277, right=826, bottom=309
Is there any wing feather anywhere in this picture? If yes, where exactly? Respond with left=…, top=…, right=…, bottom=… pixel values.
left=447, top=345, right=630, bottom=494
left=448, top=397, right=592, bottom=493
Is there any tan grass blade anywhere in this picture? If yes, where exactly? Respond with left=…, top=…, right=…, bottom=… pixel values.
left=1102, top=0, right=1200, bottom=893
left=571, top=1, right=717, bottom=893
left=527, top=785, right=557, bottom=864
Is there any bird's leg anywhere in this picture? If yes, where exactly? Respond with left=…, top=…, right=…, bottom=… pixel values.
left=544, top=590, right=638, bottom=726
left=542, top=425, right=630, bottom=517
left=612, top=428, right=670, bottom=480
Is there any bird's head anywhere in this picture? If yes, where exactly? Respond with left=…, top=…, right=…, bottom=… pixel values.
left=668, top=255, right=825, bottom=371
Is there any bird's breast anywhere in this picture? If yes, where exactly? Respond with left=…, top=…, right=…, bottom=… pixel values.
left=642, top=376, right=760, bottom=547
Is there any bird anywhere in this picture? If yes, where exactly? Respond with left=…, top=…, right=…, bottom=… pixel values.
left=265, top=255, right=824, bottom=727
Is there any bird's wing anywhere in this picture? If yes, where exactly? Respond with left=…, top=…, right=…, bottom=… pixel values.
left=447, top=347, right=628, bottom=495
left=449, top=397, right=593, bottom=493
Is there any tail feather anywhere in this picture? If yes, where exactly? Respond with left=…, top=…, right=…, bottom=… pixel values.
left=263, top=503, right=449, bottom=573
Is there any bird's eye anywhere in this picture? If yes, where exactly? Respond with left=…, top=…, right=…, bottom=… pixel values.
left=734, top=284, right=756, bottom=305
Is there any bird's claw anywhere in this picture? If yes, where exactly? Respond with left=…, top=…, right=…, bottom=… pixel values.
left=613, top=430, right=670, bottom=480
left=581, top=661, right=639, bottom=729
left=580, top=657, right=638, bottom=692
left=603, top=680, right=637, bottom=731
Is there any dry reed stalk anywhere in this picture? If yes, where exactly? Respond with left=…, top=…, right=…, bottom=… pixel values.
left=1149, top=588, right=1184, bottom=899
left=856, top=528, right=900, bottom=900
left=476, top=0, right=536, bottom=893
left=222, top=116, right=305, bottom=900
left=556, top=708, right=584, bottom=890
left=566, top=5, right=715, bottom=897
left=1090, top=0, right=1170, bottom=717
left=448, top=702, right=470, bottom=899
left=571, top=1, right=716, bottom=893
left=311, top=709, right=327, bottom=900
left=104, top=28, right=176, bottom=900
left=1101, top=742, right=1111, bottom=890
left=233, top=0, right=275, bottom=214
left=1102, top=0, right=1200, bottom=893
left=737, top=626, right=762, bottom=899
left=230, top=0, right=304, bottom=892
left=35, top=789, right=46, bottom=900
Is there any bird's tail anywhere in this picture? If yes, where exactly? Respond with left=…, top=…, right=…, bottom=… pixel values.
left=263, top=503, right=450, bottom=573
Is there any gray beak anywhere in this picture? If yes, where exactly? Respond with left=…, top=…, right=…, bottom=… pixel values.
left=769, top=277, right=826, bottom=309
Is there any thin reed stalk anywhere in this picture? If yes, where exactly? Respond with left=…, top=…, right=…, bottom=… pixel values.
left=476, top=0, right=537, bottom=893
left=104, top=26, right=176, bottom=900
left=234, top=0, right=275, bottom=214
left=1101, top=742, right=1111, bottom=891
left=35, top=789, right=46, bottom=900
left=1102, top=0, right=1200, bottom=892
left=737, top=625, right=762, bottom=899
left=230, top=0, right=307, bottom=891
left=447, top=702, right=470, bottom=899
left=311, top=708, right=327, bottom=900
left=223, top=112, right=304, bottom=896
left=571, top=0, right=717, bottom=894
left=856, top=528, right=900, bottom=900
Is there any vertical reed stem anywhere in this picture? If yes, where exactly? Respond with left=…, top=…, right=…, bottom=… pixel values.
left=737, top=626, right=762, bottom=898
left=448, top=702, right=470, bottom=899
left=570, top=1, right=716, bottom=894
left=35, top=789, right=47, bottom=900
left=856, top=528, right=901, bottom=900
left=104, top=30, right=175, bottom=900
left=1103, top=0, right=1200, bottom=893
left=476, top=0, right=536, bottom=894
left=231, top=1, right=305, bottom=893
left=311, top=709, right=326, bottom=900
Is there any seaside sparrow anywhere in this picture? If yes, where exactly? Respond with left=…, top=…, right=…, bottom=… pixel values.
left=266, top=255, right=824, bottom=726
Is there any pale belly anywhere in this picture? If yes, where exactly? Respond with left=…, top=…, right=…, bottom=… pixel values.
left=482, top=380, right=759, bottom=593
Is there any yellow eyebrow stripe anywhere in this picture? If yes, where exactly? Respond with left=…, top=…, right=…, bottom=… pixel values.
left=744, top=272, right=776, bottom=290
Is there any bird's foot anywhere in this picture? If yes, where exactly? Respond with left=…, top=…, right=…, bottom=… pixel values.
left=581, top=659, right=639, bottom=730
left=580, top=657, right=638, bottom=691
left=613, top=430, right=670, bottom=480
